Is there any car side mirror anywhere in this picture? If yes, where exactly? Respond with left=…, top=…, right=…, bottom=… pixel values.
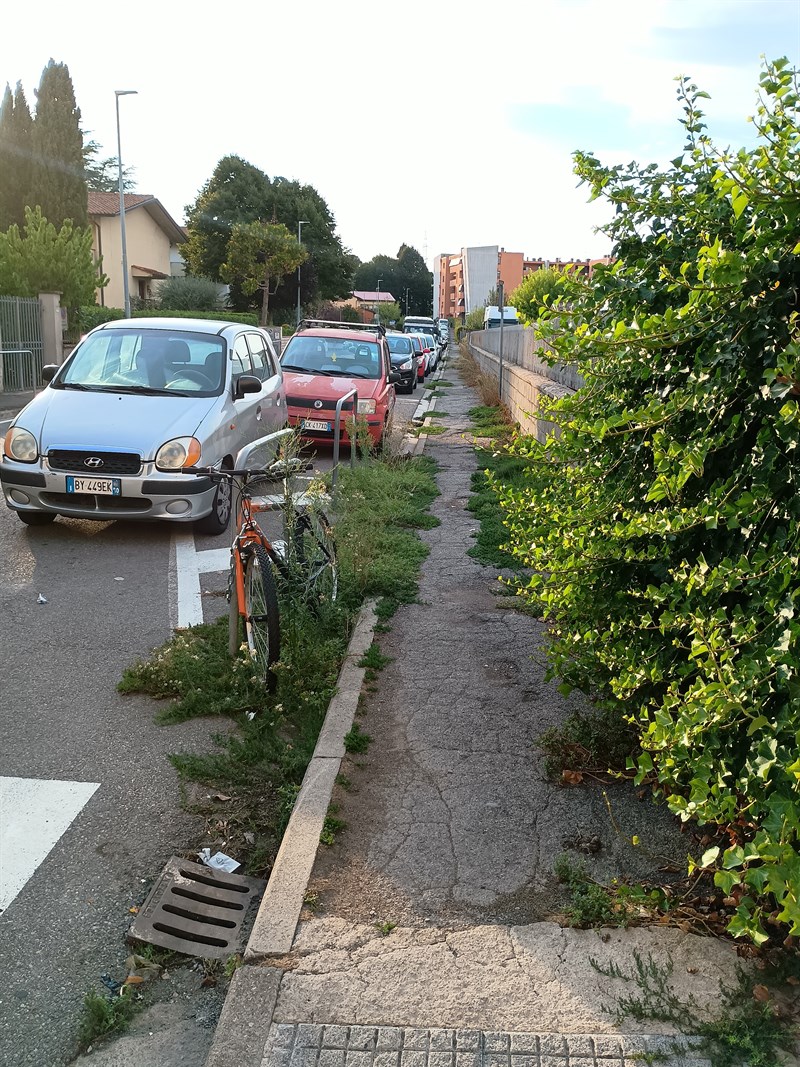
left=234, top=374, right=261, bottom=399
left=42, top=364, right=58, bottom=383
left=389, top=371, right=401, bottom=384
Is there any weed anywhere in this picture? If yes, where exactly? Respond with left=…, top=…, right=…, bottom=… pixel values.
left=411, top=424, right=447, bottom=436
left=538, top=705, right=637, bottom=778
left=435, top=380, right=455, bottom=387
left=375, top=921, right=397, bottom=936
left=554, top=853, right=619, bottom=927
left=335, top=773, right=352, bottom=791
left=303, top=891, right=320, bottom=911
left=359, top=643, right=392, bottom=671
left=426, top=410, right=450, bottom=419
left=590, top=951, right=799, bottom=1067
left=223, top=954, right=243, bottom=978
left=320, top=804, right=346, bottom=845
left=344, top=722, right=372, bottom=754
left=77, top=989, right=139, bottom=1051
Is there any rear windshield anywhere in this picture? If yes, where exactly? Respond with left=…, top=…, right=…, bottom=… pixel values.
left=57, top=328, right=226, bottom=397
left=281, top=335, right=382, bottom=379
left=387, top=336, right=412, bottom=354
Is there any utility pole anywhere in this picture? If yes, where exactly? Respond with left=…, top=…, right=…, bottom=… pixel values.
left=498, top=278, right=505, bottom=401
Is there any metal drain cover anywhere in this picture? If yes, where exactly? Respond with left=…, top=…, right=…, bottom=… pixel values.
left=130, top=856, right=266, bottom=959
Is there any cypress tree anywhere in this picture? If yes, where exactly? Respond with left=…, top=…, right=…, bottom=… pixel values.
left=30, top=59, right=87, bottom=228
left=11, top=82, right=33, bottom=225
left=0, top=84, right=14, bottom=229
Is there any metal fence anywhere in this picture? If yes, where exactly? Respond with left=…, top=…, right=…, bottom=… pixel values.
left=0, top=296, right=44, bottom=392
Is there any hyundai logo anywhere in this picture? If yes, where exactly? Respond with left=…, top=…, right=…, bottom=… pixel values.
left=314, top=400, right=323, bottom=409
left=84, top=457, right=104, bottom=469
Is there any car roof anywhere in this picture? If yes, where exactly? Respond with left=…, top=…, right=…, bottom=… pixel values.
left=290, top=326, right=380, bottom=342
left=98, top=317, right=253, bottom=336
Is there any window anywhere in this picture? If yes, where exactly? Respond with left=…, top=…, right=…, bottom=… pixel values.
left=246, top=332, right=274, bottom=381
left=232, top=335, right=252, bottom=381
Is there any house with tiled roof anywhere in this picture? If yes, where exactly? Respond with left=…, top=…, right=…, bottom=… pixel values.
left=88, top=192, right=186, bottom=308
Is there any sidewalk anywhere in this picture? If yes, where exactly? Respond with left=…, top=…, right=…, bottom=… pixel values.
left=204, top=358, right=752, bottom=1067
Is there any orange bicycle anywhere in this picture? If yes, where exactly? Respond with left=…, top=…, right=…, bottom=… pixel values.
left=184, top=456, right=337, bottom=690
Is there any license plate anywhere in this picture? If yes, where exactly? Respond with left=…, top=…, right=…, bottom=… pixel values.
left=66, top=476, right=121, bottom=495
left=301, top=419, right=331, bottom=432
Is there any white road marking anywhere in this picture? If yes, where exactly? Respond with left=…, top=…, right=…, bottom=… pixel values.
left=196, top=547, right=230, bottom=574
left=0, top=776, right=99, bottom=914
left=173, top=529, right=204, bottom=628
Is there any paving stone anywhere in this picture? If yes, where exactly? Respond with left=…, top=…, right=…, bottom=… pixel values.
left=428, top=1052, right=455, bottom=1067
left=429, top=1030, right=456, bottom=1052
left=324, top=1027, right=351, bottom=1050
left=297, top=1025, right=323, bottom=1049
left=318, top=1052, right=346, bottom=1067
left=538, top=1036, right=568, bottom=1057
left=569, top=1058, right=597, bottom=1067
left=591, top=1036, right=623, bottom=1057
left=455, top=1053, right=481, bottom=1067
left=267, top=1050, right=293, bottom=1067
left=510, top=1035, right=539, bottom=1054
left=510, top=1055, right=539, bottom=1067
left=400, top=1051, right=428, bottom=1067
left=455, top=1031, right=481, bottom=1052
left=376, top=1029, right=404, bottom=1051
left=403, top=1030, right=430, bottom=1051
left=373, top=1053, right=400, bottom=1067
left=290, top=1047, right=319, bottom=1067
left=484, top=1055, right=512, bottom=1067
left=484, top=1032, right=511, bottom=1053
left=348, top=1027, right=378, bottom=1052
left=567, top=1037, right=595, bottom=1057
left=344, top=1053, right=374, bottom=1067
left=273, top=1025, right=298, bottom=1050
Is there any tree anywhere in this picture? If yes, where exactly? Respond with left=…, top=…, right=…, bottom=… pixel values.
left=220, top=221, right=306, bottom=326
left=0, top=205, right=105, bottom=307
left=497, top=60, right=800, bottom=942
left=29, top=60, right=87, bottom=228
left=83, top=138, right=135, bottom=192
left=375, top=300, right=402, bottom=326
left=508, top=267, right=563, bottom=324
left=183, top=157, right=355, bottom=317
left=353, top=245, right=433, bottom=315
left=0, top=81, right=34, bottom=230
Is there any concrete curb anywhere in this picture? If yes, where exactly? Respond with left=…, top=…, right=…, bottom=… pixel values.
left=244, top=599, right=378, bottom=961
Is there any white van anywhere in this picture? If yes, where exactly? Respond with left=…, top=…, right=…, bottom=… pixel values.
left=483, top=305, right=519, bottom=329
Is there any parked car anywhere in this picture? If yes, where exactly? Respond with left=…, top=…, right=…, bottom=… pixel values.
left=386, top=333, right=417, bottom=394
left=407, top=333, right=427, bottom=383
left=420, top=333, right=439, bottom=373
left=280, top=319, right=399, bottom=449
left=0, top=317, right=287, bottom=533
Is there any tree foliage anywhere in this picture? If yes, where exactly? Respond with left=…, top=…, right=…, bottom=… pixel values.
left=353, top=244, right=433, bottom=315
left=0, top=81, right=34, bottom=230
left=497, top=60, right=800, bottom=943
left=183, top=156, right=354, bottom=319
left=82, top=138, right=135, bottom=192
left=220, top=221, right=306, bottom=326
left=0, top=205, right=105, bottom=307
left=508, top=267, right=564, bottom=325
left=29, top=60, right=87, bottom=228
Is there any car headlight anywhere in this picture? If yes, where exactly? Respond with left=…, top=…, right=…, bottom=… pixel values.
left=4, top=426, right=38, bottom=463
left=399, top=360, right=413, bottom=371
left=155, top=436, right=202, bottom=470
left=357, top=399, right=376, bottom=415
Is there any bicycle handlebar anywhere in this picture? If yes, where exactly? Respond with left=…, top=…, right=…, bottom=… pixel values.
left=181, top=460, right=313, bottom=480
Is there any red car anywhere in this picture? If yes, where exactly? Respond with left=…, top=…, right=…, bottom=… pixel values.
left=280, top=320, right=399, bottom=448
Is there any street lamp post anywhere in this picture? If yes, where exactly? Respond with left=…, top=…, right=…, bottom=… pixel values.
left=296, top=220, right=309, bottom=329
left=376, top=278, right=382, bottom=325
left=115, top=90, right=137, bottom=318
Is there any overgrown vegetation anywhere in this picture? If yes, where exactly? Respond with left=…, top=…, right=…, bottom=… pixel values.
left=491, top=60, right=800, bottom=945
left=119, top=453, right=438, bottom=875
left=78, top=990, right=139, bottom=1051
left=591, top=951, right=800, bottom=1067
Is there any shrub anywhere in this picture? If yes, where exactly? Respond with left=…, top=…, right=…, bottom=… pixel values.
left=77, top=305, right=124, bottom=331
left=498, top=60, right=800, bottom=944
left=155, top=275, right=222, bottom=311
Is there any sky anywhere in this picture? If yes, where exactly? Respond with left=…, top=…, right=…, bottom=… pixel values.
left=2, top=0, right=799, bottom=271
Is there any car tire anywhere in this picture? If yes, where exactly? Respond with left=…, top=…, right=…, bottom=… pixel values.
left=17, top=510, right=56, bottom=526
left=196, top=464, right=233, bottom=536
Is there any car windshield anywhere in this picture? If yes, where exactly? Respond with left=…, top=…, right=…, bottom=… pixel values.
left=57, top=328, right=226, bottom=397
left=281, top=336, right=382, bottom=378
left=387, top=336, right=412, bottom=354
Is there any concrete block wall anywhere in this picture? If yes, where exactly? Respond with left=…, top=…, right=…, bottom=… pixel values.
left=471, top=326, right=583, bottom=391
left=467, top=338, right=575, bottom=443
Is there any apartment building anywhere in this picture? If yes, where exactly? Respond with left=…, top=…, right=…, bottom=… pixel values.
left=435, top=246, right=611, bottom=320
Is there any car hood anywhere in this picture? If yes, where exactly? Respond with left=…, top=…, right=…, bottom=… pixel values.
left=14, top=388, right=219, bottom=459
left=282, top=372, right=381, bottom=402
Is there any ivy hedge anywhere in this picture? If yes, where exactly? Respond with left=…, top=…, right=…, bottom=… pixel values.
left=497, top=60, right=800, bottom=943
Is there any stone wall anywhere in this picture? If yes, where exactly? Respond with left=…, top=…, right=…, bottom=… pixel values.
left=466, top=328, right=579, bottom=442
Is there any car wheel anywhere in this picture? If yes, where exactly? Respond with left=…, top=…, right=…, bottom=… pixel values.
left=17, top=510, right=56, bottom=526
left=196, top=464, right=233, bottom=536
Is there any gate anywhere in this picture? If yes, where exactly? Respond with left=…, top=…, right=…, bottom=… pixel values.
left=0, top=296, right=43, bottom=392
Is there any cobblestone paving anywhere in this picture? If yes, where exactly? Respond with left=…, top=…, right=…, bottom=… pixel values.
left=261, top=1024, right=710, bottom=1067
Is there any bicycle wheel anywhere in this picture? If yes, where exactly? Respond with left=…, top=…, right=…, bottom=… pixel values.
left=293, top=507, right=338, bottom=605
left=227, top=559, right=241, bottom=659
left=243, top=544, right=281, bottom=690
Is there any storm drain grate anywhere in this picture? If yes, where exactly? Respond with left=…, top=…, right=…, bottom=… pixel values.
left=130, top=856, right=266, bottom=959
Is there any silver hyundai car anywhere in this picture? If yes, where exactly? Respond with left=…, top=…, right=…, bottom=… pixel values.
left=1, top=318, right=287, bottom=534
